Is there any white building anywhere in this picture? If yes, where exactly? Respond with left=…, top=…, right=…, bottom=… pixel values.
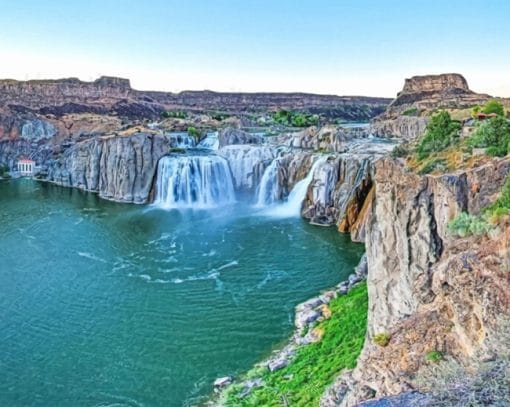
left=17, top=158, right=35, bottom=176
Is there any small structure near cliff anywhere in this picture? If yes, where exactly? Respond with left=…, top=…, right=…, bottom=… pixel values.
left=17, top=157, right=35, bottom=176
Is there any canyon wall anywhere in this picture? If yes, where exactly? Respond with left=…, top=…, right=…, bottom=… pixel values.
left=44, top=133, right=171, bottom=203
left=0, top=76, right=389, bottom=120
left=321, top=156, right=510, bottom=406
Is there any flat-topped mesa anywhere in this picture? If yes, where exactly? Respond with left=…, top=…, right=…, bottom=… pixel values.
left=400, top=73, right=469, bottom=94
left=389, top=73, right=480, bottom=109
left=370, top=73, right=490, bottom=139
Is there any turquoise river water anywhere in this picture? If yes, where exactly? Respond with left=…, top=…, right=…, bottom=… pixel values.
left=0, top=179, right=364, bottom=406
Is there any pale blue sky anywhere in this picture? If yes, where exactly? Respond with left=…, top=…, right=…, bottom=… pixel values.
left=0, top=0, right=509, bottom=96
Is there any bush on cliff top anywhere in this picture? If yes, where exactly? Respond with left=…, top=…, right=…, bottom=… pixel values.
left=485, top=175, right=510, bottom=220
left=447, top=212, right=493, bottom=238
left=482, top=99, right=506, bottom=117
left=223, top=282, right=368, bottom=407
left=468, top=116, right=510, bottom=157
left=416, top=111, right=462, bottom=160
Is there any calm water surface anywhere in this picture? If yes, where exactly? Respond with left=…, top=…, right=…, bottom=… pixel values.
left=0, top=179, right=363, bottom=406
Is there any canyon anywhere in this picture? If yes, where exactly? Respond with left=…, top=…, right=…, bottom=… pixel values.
left=1, top=73, right=509, bottom=406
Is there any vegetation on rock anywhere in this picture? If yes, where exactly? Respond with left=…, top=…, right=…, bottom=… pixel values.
left=447, top=212, right=493, bottom=237
left=222, top=283, right=368, bottom=407
left=481, top=99, right=506, bottom=117
left=187, top=126, right=201, bottom=142
left=447, top=175, right=509, bottom=237
left=272, top=109, right=320, bottom=128
left=485, top=175, right=510, bottom=220
left=161, top=110, right=188, bottom=119
left=469, top=116, right=510, bottom=157
left=402, top=107, right=419, bottom=116
left=372, top=332, right=391, bottom=347
left=416, top=111, right=461, bottom=160
left=425, top=351, right=443, bottom=363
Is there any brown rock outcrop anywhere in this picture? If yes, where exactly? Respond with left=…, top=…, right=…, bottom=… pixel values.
left=321, top=157, right=510, bottom=406
left=370, top=73, right=492, bottom=139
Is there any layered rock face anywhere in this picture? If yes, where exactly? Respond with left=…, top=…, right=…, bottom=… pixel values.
left=0, top=76, right=389, bottom=120
left=321, top=156, right=510, bottom=406
left=370, top=73, right=491, bottom=139
left=45, top=133, right=172, bottom=203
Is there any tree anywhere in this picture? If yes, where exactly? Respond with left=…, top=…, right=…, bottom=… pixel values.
left=482, top=100, right=505, bottom=117
left=417, top=111, right=461, bottom=159
left=469, top=116, right=510, bottom=157
left=187, top=126, right=201, bottom=142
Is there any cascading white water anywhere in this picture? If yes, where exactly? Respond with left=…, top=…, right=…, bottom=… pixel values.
left=166, top=132, right=196, bottom=148
left=262, top=156, right=327, bottom=217
left=255, top=159, right=281, bottom=206
left=198, top=132, right=219, bottom=150
left=218, top=145, right=275, bottom=191
left=155, top=155, right=236, bottom=208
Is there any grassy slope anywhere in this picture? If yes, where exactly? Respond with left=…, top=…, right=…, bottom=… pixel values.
left=223, top=282, right=368, bottom=407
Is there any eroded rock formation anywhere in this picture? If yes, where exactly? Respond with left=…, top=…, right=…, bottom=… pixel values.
left=370, top=73, right=492, bottom=139
left=45, top=133, right=172, bottom=203
left=321, top=156, right=510, bottom=406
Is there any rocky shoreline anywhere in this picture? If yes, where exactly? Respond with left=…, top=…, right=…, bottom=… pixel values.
left=210, top=254, right=368, bottom=404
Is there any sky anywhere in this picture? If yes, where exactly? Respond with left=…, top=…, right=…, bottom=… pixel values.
left=0, top=0, right=509, bottom=97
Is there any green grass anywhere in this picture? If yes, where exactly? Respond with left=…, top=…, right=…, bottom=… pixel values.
left=223, top=283, right=368, bottom=407
left=402, top=107, right=419, bottom=116
left=485, top=175, right=510, bottom=219
left=425, top=351, right=444, bottom=363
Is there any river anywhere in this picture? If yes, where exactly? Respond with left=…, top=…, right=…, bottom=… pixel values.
left=0, top=179, right=363, bottom=406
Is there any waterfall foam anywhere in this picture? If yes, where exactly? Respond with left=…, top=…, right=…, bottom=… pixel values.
left=198, top=132, right=219, bottom=150
left=261, top=156, right=327, bottom=217
left=155, top=155, right=236, bottom=208
left=218, top=145, right=275, bottom=192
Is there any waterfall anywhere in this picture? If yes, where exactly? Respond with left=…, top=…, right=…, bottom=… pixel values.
left=262, top=156, right=326, bottom=217
left=198, top=132, right=219, bottom=150
left=255, top=159, right=281, bottom=206
left=155, top=155, right=236, bottom=208
left=166, top=132, right=196, bottom=148
left=218, top=145, right=275, bottom=192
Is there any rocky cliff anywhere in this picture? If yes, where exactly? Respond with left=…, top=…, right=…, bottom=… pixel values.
left=370, top=74, right=492, bottom=139
left=0, top=76, right=389, bottom=120
left=321, top=156, right=510, bottom=406
left=44, top=133, right=172, bottom=203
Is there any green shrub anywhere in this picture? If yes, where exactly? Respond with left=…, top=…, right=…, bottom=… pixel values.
left=187, top=126, right=201, bottom=142
left=418, top=158, right=446, bottom=175
left=485, top=175, right=510, bottom=220
left=447, top=212, right=493, bottom=237
left=468, top=116, right=510, bottom=157
left=482, top=99, right=505, bottom=117
left=272, top=110, right=319, bottom=127
left=391, top=144, right=409, bottom=158
left=402, top=107, right=419, bottom=116
left=373, top=332, right=391, bottom=347
left=211, top=112, right=231, bottom=121
left=417, top=111, right=461, bottom=160
left=161, top=110, right=187, bottom=119
left=425, top=351, right=444, bottom=363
